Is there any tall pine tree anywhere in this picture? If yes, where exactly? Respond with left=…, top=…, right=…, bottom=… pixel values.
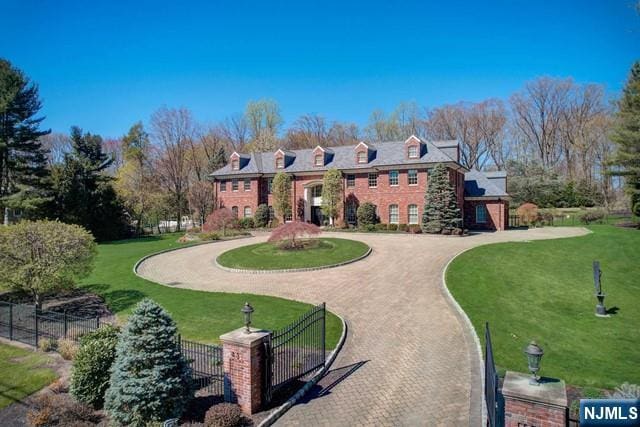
left=421, top=163, right=462, bottom=234
left=0, top=59, right=51, bottom=224
left=51, top=126, right=127, bottom=240
left=610, top=61, right=640, bottom=216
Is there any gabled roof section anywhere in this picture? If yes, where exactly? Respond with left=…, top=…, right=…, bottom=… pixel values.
left=464, top=170, right=509, bottom=198
left=354, top=141, right=376, bottom=151
left=404, top=135, right=421, bottom=144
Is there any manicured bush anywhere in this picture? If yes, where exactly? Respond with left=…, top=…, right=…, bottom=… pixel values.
left=580, top=210, right=606, bottom=225
left=409, top=225, right=422, bottom=234
left=104, top=299, right=193, bottom=426
left=38, top=337, right=57, bottom=352
left=398, top=224, right=408, bottom=232
left=254, top=204, right=270, bottom=228
left=374, top=223, right=387, bottom=231
left=268, top=222, right=321, bottom=249
left=364, top=224, right=376, bottom=232
left=70, top=324, right=120, bottom=409
left=387, top=224, right=398, bottom=231
left=57, top=338, right=78, bottom=360
left=356, top=202, right=377, bottom=226
left=237, top=217, right=255, bottom=229
left=204, top=403, right=244, bottom=427
left=27, top=393, right=99, bottom=427
left=200, top=232, right=221, bottom=241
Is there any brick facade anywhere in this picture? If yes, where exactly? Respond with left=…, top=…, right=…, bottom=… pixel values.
left=502, top=371, right=568, bottom=427
left=463, top=199, right=509, bottom=231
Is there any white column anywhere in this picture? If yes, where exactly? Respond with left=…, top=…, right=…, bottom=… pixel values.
left=303, top=188, right=310, bottom=222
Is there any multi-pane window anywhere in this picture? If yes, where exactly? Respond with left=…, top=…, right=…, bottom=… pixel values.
left=267, top=178, right=273, bottom=193
left=276, top=157, right=284, bottom=168
left=357, top=151, right=367, bottom=163
left=220, top=180, right=227, bottom=192
left=314, top=154, right=323, bottom=166
left=232, top=179, right=239, bottom=191
left=231, top=206, right=238, bottom=217
left=346, top=203, right=357, bottom=224
left=312, top=185, right=323, bottom=198
left=476, top=205, right=487, bottom=223
left=244, top=206, right=252, bottom=218
left=408, top=169, right=418, bottom=185
left=408, top=145, right=419, bottom=158
left=346, top=174, right=356, bottom=187
left=408, top=204, right=419, bottom=224
left=389, top=170, right=399, bottom=186
left=368, top=172, right=378, bottom=188
left=232, top=159, right=239, bottom=170
left=389, top=204, right=399, bottom=224
left=244, top=178, right=251, bottom=191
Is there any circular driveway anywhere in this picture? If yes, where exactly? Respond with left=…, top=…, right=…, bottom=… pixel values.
left=137, top=227, right=588, bottom=426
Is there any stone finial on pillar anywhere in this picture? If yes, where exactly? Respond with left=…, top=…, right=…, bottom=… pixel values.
left=220, top=327, right=270, bottom=415
left=502, top=371, right=568, bottom=427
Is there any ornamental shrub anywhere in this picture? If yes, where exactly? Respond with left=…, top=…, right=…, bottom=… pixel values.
left=579, top=210, right=606, bottom=225
left=254, top=204, right=270, bottom=228
left=203, top=208, right=237, bottom=236
left=398, top=224, right=408, bottom=232
left=387, top=224, right=398, bottom=231
left=70, top=324, right=120, bottom=409
left=57, top=338, right=78, bottom=360
left=268, top=222, right=321, bottom=249
left=356, top=202, right=377, bottom=226
left=27, top=393, right=99, bottom=427
left=104, top=299, right=193, bottom=426
left=237, top=217, right=255, bottom=229
left=204, top=403, right=244, bottom=427
left=516, top=202, right=539, bottom=226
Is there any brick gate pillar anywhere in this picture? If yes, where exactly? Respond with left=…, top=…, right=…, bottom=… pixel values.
left=220, top=327, right=270, bottom=415
left=502, top=371, right=568, bottom=427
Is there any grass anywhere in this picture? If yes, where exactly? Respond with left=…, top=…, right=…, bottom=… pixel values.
left=0, top=343, right=57, bottom=410
left=217, top=238, right=370, bottom=270
left=81, top=234, right=342, bottom=347
left=447, top=225, right=640, bottom=389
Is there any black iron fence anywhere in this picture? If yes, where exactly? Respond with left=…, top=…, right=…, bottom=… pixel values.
left=263, top=303, right=326, bottom=404
left=178, top=335, right=224, bottom=396
left=0, top=301, right=100, bottom=347
left=485, top=322, right=499, bottom=427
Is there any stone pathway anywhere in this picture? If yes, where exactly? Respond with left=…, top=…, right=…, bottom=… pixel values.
left=137, top=227, right=588, bottom=426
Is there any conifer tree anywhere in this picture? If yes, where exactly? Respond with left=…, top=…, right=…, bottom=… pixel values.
left=610, top=61, right=640, bottom=216
left=0, top=59, right=51, bottom=224
left=421, top=163, right=462, bottom=233
left=104, top=299, right=193, bottom=426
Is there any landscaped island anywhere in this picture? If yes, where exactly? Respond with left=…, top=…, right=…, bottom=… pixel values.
left=446, top=225, right=639, bottom=389
left=216, top=237, right=370, bottom=271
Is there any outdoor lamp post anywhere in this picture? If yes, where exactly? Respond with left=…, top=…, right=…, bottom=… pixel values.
left=242, top=302, right=254, bottom=334
left=524, top=341, right=544, bottom=385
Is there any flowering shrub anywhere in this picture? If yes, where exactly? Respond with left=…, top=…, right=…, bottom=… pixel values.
left=203, top=208, right=236, bottom=236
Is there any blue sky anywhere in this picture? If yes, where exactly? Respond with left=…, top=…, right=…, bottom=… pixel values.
left=3, top=0, right=639, bottom=138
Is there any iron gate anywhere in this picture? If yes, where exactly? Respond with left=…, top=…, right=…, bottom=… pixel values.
left=177, top=335, right=224, bottom=395
left=263, top=303, right=326, bottom=404
left=485, top=322, right=499, bottom=427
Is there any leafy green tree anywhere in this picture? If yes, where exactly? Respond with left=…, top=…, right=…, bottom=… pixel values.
left=609, top=61, right=640, bottom=213
left=422, top=163, right=462, bottom=233
left=272, top=172, right=292, bottom=222
left=51, top=127, right=128, bottom=241
left=0, top=220, right=96, bottom=308
left=70, top=324, right=120, bottom=409
left=104, top=299, right=193, bottom=426
left=0, top=59, right=51, bottom=224
left=356, top=202, right=377, bottom=226
left=254, top=203, right=270, bottom=227
left=321, top=168, right=343, bottom=225
left=245, top=99, right=282, bottom=152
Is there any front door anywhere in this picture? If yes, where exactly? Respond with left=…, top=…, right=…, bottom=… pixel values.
left=311, top=206, right=323, bottom=226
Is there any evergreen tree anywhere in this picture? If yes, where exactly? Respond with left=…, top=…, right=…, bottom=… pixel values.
left=422, top=163, right=462, bottom=233
left=272, top=172, right=292, bottom=222
left=610, top=61, right=640, bottom=215
left=321, top=168, right=343, bottom=225
left=104, top=299, right=193, bottom=426
left=51, top=126, right=128, bottom=240
left=207, top=144, right=227, bottom=174
left=0, top=59, right=51, bottom=224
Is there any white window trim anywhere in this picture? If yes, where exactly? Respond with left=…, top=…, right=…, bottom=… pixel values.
left=476, top=205, right=487, bottom=223
left=389, top=205, right=399, bottom=224
left=408, top=204, right=419, bottom=224
left=314, top=154, right=323, bottom=166
left=408, top=145, right=419, bottom=159
left=368, top=172, right=378, bottom=188
left=389, top=170, right=399, bottom=187
left=276, top=157, right=284, bottom=168
left=232, top=179, right=239, bottom=192
left=408, top=169, right=418, bottom=186
left=244, top=178, right=251, bottom=191
left=357, top=151, right=367, bottom=163
left=346, top=174, right=356, bottom=187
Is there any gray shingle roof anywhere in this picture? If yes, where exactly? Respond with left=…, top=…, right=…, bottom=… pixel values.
left=211, top=138, right=459, bottom=177
left=464, top=170, right=509, bottom=198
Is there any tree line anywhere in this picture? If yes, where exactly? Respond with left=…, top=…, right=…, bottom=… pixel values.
left=2, top=57, right=639, bottom=240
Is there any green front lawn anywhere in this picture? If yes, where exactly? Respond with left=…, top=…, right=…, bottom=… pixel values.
left=217, top=238, right=369, bottom=270
left=447, top=225, right=640, bottom=389
left=81, top=234, right=342, bottom=346
left=0, top=343, right=57, bottom=410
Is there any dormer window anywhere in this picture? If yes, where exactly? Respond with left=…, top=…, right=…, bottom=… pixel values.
left=408, top=145, right=418, bottom=159
left=314, top=154, right=323, bottom=166
left=276, top=157, right=284, bottom=169
left=231, top=159, right=239, bottom=170
left=357, top=151, right=367, bottom=163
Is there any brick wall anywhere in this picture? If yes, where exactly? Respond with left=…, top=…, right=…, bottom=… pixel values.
left=463, top=199, right=509, bottom=231
left=504, top=395, right=568, bottom=427
left=217, top=178, right=261, bottom=217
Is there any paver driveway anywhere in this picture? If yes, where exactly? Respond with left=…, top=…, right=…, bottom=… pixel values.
left=137, top=227, right=588, bottom=426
